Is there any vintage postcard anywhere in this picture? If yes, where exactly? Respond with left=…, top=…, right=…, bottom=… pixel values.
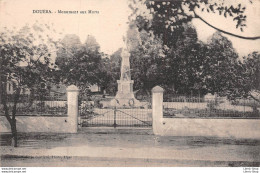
left=0, top=0, right=259, bottom=170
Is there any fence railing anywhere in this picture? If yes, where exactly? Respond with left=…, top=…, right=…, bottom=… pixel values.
left=0, top=94, right=67, bottom=117
left=163, top=95, right=260, bottom=118
left=78, top=93, right=152, bottom=127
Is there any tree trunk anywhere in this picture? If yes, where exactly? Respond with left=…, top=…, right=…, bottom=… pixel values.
left=10, top=87, right=20, bottom=147
left=10, top=119, right=18, bottom=147
left=1, top=76, right=19, bottom=147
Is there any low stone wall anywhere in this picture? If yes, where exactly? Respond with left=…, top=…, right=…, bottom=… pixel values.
left=0, top=116, right=77, bottom=133
left=153, top=118, right=260, bottom=139
left=0, top=85, right=80, bottom=134
left=152, top=86, right=260, bottom=139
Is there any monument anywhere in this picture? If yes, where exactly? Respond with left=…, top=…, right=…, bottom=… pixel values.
left=111, top=40, right=140, bottom=107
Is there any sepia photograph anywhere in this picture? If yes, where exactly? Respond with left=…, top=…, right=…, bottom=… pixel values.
left=0, top=0, right=260, bottom=170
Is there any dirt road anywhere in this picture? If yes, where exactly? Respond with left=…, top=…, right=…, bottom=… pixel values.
left=1, top=128, right=259, bottom=167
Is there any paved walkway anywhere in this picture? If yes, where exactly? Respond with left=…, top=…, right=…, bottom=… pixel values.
left=1, top=128, right=260, bottom=166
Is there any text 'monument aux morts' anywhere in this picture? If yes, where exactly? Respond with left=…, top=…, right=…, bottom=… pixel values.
left=32, top=10, right=99, bottom=14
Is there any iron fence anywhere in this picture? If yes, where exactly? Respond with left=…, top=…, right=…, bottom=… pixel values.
left=163, top=95, right=260, bottom=119
left=78, top=94, right=152, bottom=127
left=0, top=94, right=67, bottom=117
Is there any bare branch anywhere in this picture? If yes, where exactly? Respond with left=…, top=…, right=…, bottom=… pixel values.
left=193, top=11, right=260, bottom=40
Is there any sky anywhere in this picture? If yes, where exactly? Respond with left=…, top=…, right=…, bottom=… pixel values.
left=0, top=0, right=259, bottom=57
left=193, top=0, right=260, bottom=57
left=0, top=0, right=129, bottom=55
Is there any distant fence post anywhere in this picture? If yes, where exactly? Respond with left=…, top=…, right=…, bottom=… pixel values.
left=67, top=85, right=80, bottom=133
left=152, top=86, right=164, bottom=135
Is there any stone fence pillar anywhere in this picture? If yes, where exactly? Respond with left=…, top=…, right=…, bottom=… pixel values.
left=152, top=86, right=164, bottom=135
left=67, top=85, right=80, bottom=133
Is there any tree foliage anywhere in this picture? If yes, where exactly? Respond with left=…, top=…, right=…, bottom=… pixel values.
left=101, top=48, right=122, bottom=95
left=128, top=1, right=259, bottom=101
left=226, top=52, right=260, bottom=101
left=129, top=0, right=260, bottom=42
left=128, top=22, right=207, bottom=95
left=0, top=22, right=59, bottom=146
left=55, top=34, right=105, bottom=90
left=200, top=32, right=239, bottom=95
left=128, top=23, right=166, bottom=95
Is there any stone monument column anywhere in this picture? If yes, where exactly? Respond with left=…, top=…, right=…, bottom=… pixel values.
left=111, top=42, right=139, bottom=107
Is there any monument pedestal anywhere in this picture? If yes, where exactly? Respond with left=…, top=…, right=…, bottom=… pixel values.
left=111, top=80, right=140, bottom=107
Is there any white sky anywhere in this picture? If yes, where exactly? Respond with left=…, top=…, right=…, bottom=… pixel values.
left=0, top=0, right=129, bottom=55
left=193, top=0, right=260, bottom=57
left=0, top=0, right=259, bottom=57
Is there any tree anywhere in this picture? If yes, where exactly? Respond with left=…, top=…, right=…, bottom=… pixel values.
left=0, top=22, right=59, bottom=147
left=224, top=51, right=260, bottom=102
left=55, top=34, right=103, bottom=90
left=97, top=57, right=113, bottom=93
left=85, top=35, right=101, bottom=52
left=128, top=1, right=260, bottom=103
left=159, top=24, right=207, bottom=95
left=129, top=0, right=260, bottom=43
left=127, top=21, right=208, bottom=95
left=103, top=48, right=122, bottom=95
left=124, top=22, right=167, bottom=96
left=131, top=32, right=165, bottom=93
left=199, top=32, right=240, bottom=95
left=127, top=21, right=251, bottom=98
left=176, top=31, right=259, bottom=102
